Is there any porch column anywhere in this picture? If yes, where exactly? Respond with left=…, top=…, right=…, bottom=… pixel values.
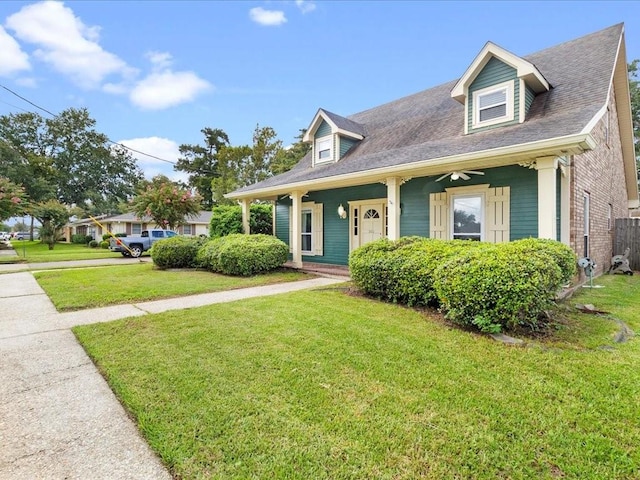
left=559, top=156, right=571, bottom=245
left=535, top=156, right=558, bottom=240
left=386, top=177, right=401, bottom=241
left=290, top=190, right=303, bottom=268
left=240, top=198, right=251, bottom=234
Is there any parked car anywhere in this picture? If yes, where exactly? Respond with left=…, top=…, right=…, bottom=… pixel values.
left=13, top=232, right=30, bottom=240
left=0, top=232, right=10, bottom=241
left=109, top=229, right=177, bottom=258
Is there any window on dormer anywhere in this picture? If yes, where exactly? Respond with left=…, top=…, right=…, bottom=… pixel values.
left=315, top=135, right=332, bottom=163
left=472, top=80, right=514, bottom=128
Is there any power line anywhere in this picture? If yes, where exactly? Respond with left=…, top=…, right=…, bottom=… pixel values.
left=0, top=83, right=179, bottom=166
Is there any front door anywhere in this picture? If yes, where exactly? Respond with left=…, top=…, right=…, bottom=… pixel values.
left=350, top=200, right=386, bottom=250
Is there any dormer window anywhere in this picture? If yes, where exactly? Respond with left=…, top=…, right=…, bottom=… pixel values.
left=473, top=81, right=514, bottom=128
left=315, top=135, right=333, bottom=163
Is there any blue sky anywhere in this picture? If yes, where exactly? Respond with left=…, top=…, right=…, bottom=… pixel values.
left=1, top=0, right=640, bottom=183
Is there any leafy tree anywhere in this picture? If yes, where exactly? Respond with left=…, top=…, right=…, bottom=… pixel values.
left=211, top=145, right=251, bottom=205
left=32, top=199, right=69, bottom=249
left=237, top=125, right=283, bottom=187
left=0, top=108, right=143, bottom=216
left=176, top=128, right=230, bottom=209
left=0, top=177, right=27, bottom=222
left=209, top=204, right=273, bottom=237
left=271, top=129, right=310, bottom=175
left=129, top=175, right=203, bottom=231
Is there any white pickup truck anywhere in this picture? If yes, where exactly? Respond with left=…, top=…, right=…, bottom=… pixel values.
left=109, top=229, right=177, bottom=257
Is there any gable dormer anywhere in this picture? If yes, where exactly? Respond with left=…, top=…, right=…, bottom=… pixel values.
left=303, top=109, right=365, bottom=167
left=451, top=42, right=550, bottom=134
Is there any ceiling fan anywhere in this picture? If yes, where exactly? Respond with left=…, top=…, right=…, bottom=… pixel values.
left=435, top=170, right=485, bottom=182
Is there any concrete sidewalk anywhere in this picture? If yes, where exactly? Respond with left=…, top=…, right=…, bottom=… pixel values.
left=0, top=265, right=347, bottom=479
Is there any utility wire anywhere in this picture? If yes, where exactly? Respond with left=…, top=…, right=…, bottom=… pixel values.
left=0, top=83, right=179, bottom=166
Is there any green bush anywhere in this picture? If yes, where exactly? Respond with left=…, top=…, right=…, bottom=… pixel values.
left=88, top=240, right=99, bottom=248
left=509, top=238, right=577, bottom=283
left=210, top=204, right=273, bottom=237
left=433, top=245, right=564, bottom=333
left=151, top=236, right=208, bottom=269
left=71, top=234, right=92, bottom=244
left=197, top=234, right=288, bottom=276
left=100, top=240, right=109, bottom=249
left=349, top=237, right=478, bottom=307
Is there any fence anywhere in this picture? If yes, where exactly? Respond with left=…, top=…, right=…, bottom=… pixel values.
left=614, top=218, right=640, bottom=271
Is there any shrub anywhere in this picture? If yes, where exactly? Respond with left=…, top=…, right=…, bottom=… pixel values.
left=151, top=236, right=207, bottom=269
left=509, top=238, right=577, bottom=283
left=210, top=204, right=273, bottom=237
left=88, top=240, right=99, bottom=248
left=197, top=234, right=288, bottom=276
left=71, top=234, right=90, bottom=244
left=349, top=237, right=479, bottom=307
left=433, top=245, right=564, bottom=333
left=100, top=240, right=109, bottom=249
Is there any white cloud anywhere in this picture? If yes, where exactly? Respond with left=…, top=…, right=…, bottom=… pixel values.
left=0, top=26, right=30, bottom=76
left=15, top=77, right=37, bottom=88
left=117, top=136, right=187, bottom=182
left=249, top=7, right=287, bottom=26
left=295, top=0, right=317, bottom=14
left=146, top=51, right=173, bottom=70
left=130, top=70, right=211, bottom=110
left=5, top=1, right=135, bottom=88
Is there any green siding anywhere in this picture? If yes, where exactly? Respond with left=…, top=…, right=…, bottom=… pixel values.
left=275, top=166, right=540, bottom=266
left=339, top=136, right=358, bottom=159
left=315, top=120, right=331, bottom=138
left=468, top=57, right=519, bottom=133
left=525, top=84, right=536, bottom=116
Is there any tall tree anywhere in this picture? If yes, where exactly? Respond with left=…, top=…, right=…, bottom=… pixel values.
left=0, top=108, right=143, bottom=216
left=211, top=145, right=252, bottom=205
left=0, top=177, right=27, bottom=222
left=32, top=199, right=69, bottom=249
left=271, top=129, right=310, bottom=175
left=176, top=128, right=230, bottom=209
left=129, top=175, right=203, bottom=231
left=236, top=124, right=282, bottom=187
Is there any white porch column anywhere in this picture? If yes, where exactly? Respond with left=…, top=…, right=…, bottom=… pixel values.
left=290, top=190, right=303, bottom=268
left=535, top=156, right=558, bottom=240
left=386, top=177, right=401, bottom=241
left=559, top=156, right=571, bottom=245
left=240, top=198, right=251, bottom=234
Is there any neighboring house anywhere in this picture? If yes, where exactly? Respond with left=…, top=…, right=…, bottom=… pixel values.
left=65, top=211, right=213, bottom=241
left=227, top=24, right=639, bottom=276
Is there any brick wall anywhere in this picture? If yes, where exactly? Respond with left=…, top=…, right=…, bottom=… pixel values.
left=570, top=84, right=629, bottom=276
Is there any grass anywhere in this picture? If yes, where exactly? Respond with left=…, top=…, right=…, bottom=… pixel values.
left=1, top=240, right=121, bottom=263
left=74, top=275, right=640, bottom=479
left=35, top=263, right=311, bottom=311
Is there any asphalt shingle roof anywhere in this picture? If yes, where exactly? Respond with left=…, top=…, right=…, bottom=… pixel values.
left=232, top=24, right=622, bottom=195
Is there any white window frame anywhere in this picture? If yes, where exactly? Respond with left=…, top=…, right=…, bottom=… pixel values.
left=301, top=208, right=313, bottom=254
left=472, top=80, right=514, bottom=128
left=183, top=224, right=193, bottom=235
left=315, top=135, right=333, bottom=164
left=132, top=223, right=142, bottom=235
left=450, top=193, right=485, bottom=241
left=583, top=192, right=590, bottom=257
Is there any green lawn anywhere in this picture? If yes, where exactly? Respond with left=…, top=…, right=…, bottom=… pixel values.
left=35, top=263, right=311, bottom=311
left=74, top=275, right=640, bottom=479
left=2, top=240, right=121, bottom=263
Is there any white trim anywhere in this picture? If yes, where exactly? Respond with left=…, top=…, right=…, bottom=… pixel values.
left=314, top=134, right=333, bottom=165
left=518, top=78, right=526, bottom=124
left=226, top=133, right=597, bottom=200
left=451, top=41, right=549, bottom=103
left=450, top=192, right=485, bottom=241
left=303, top=109, right=364, bottom=142
left=472, top=80, right=514, bottom=128
left=348, top=198, right=387, bottom=251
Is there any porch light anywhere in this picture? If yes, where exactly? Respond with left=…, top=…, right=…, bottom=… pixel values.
left=337, top=204, right=347, bottom=219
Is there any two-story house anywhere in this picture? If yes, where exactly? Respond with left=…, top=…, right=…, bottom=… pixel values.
left=227, top=24, right=639, bottom=275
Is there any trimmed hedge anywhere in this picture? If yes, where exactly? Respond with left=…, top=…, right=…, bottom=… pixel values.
left=209, top=204, right=272, bottom=237
left=349, top=237, right=575, bottom=333
left=198, top=234, right=288, bottom=276
left=71, top=234, right=93, bottom=244
left=151, top=236, right=208, bottom=269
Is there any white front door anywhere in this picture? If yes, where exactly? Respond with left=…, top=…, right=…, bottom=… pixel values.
left=350, top=200, right=386, bottom=250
